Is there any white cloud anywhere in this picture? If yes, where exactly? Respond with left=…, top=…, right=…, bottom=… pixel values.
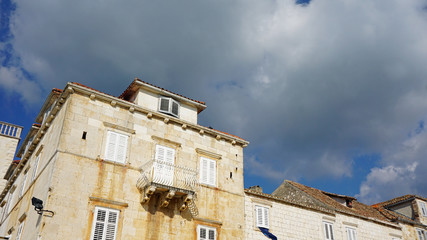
left=0, top=66, right=42, bottom=106
left=4, top=0, right=427, bottom=197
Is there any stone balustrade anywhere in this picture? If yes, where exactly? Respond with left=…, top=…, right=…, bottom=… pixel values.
left=0, top=121, right=22, bottom=138
left=137, top=159, right=199, bottom=193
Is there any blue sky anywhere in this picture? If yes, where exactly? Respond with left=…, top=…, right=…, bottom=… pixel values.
left=1, top=0, right=427, bottom=204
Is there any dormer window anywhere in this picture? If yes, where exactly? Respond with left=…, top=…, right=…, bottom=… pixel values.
left=159, top=97, right=180, bottom=117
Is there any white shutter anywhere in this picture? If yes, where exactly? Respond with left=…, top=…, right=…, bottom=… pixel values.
left=115, top=134, right=128, bottom=163
left=255, top=205, right=269, bottom=228
left=105, top=131, right=128, bottom=163
left=208, top=229, right=215, bottom=240
left=16, top=221, right=24, bottom=240
left=19, top=172, right=28, bottom=197
left=105, top=131, right=117, bottom=161
left=91, top=207, right=119, bottom=240
left=31, top=154, right=40, bottom=182
left=199, top=227, right=207, bottom=240
left=200, top=158, right=208, bottom=184
left=159, top=98, right=170, bottom=112
left=263, top=207, right=269, bottom=228
left=208, top=160, right=216, bottom=186
left=420, top=202, right=427, bottom=217
left=171, top=100, right=179, bottom=116
left=323, top=222, right=334, bottom=240
left=346, top=228, right=357, bottom=240
left=197, top=225, right=216, bottom=240
left=154, top=145, right=175, bottom=186
left=200, top=157, right=216, bottom=186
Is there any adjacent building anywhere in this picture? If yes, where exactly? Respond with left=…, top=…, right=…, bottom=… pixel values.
left=245, top=181, right=403, bottom=240
left=373, top=195, right=427, bottom=240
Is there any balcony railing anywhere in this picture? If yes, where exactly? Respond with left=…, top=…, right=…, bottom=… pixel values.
left=137, top=159, right=199, bottom=193
left=0, top=121, right=22, bottom=138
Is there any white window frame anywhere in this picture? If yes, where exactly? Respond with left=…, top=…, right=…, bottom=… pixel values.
left=197, top=225, right=216, bottom=240
left=153, top=144, right=175, bottom=186
left=158, top=97, right=180, bottom=117
left=323, top=221, right=334, bottom=240
left=1, top=192, right=13, bottom=221
left=31, top=154, right=41, bottom=182
left=18, top=172, right=28, bottom=198
left=420, top=202, right=427, bottom=217
left=90, top=206, right=120, bottom=240
left=16, top=221, right=24, bottom=240
left=104, top=131, right=129, bottom=164
left=346, top=227, right=357, bottom=240
left=417, top=229, right=427, bottom=240
left=199, top=157, right=216, bottom=187
left=255, top=205, right=269, bottom=228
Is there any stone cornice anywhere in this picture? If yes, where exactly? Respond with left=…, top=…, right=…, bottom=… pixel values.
left=69, top=82, right=249, bottom=146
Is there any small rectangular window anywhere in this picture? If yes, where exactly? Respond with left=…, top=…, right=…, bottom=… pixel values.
left=197, top=225, right=216, bottom=240
left=31, top=154, right=41, bottom=182
left=158, top=97, right=180, bottom=117
left=104, top=131, right=129, bottom=163
left=90, top=207, right=119, bottom=240
left=323, top=221, right=334, bottom=240
left=255, top=205, right=269, bottom=228
left=200, top=157, right=216, bottom=186
left=420, top=202, right=427, bottom=217
left=346, top=227, right=357, bottom=240
left=16, top=221, right=25, bottom=240
left=19, top=172, right=28, bottom=198
left=417, top=229, right=427, bottom=240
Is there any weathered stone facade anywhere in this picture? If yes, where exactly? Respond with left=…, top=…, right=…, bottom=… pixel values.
left=0, top=80, right=248, bottom=240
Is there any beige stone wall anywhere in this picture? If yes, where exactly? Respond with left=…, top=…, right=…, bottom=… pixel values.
left=29, top=92, right=245, bottom=239
left=0, top=99, right=68, bottom=240
left=135, top=88, right=199, bottom=124
left=0, top=135, right=19, bottom=191
left=245, top=193, right=402, bottom=240
left=415, top=199, right=427, bottom=225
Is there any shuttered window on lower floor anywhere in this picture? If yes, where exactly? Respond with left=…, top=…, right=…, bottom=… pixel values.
left=197, top=225, right=216, bottom=240
left=91, top=207, right=119, bottom=240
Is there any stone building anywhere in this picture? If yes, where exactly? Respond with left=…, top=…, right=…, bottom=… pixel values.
left=245, top=180, right=403, bottom=240
left=0, top=79, right=248, bottom=240
left=373, top=195, right=427, bottom=240
left=0, top=121, right=22, bottom=192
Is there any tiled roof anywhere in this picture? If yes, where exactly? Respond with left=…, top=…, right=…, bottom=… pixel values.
left=283, top=180, right=391, bottom=222
left=245, top=188, right=334, bottom=214
left=206, top=127, right=246, bottom=141
left=372, top=194, right=427, bottom=227
left=373, top=195, right=427, bottom=208
left=119, top=78, right=206, bottom=105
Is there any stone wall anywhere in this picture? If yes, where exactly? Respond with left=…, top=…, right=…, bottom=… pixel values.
left=245, top=193, right=402, bottom=240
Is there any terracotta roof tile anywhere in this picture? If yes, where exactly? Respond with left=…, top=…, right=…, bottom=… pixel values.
left=119, top=78, right=206, bottom=105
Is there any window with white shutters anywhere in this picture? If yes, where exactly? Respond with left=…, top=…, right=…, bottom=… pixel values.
left=104, top=131, right=128, bottom=163
left=19, top=172, right=28, bottom=198
left=159, top=97, right=180, bottom=117
left=197, top=225, right=216, bottom=240
left=153, top=145, right=175, bottom=186
left=323, top=221, right=334, bottom=240
left=90, top=207, right=119, bottom=240
left=420, top=202, right=427, bottom=217
left=31, top=154, right=40, bottom=182
left=417, top=229, right=427, bottom=240
left=200, top=157, right=216, bottom=186
left=346, top=227, right=357, bottom=240
left=16, top=221, right=24, bottom=240
left=255, top=205, right=269, bottom=228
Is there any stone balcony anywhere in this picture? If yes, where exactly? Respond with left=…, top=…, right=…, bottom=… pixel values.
left=136, top=159, right=199, bottom=216
left=0, top=121, right=22, bottom=139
